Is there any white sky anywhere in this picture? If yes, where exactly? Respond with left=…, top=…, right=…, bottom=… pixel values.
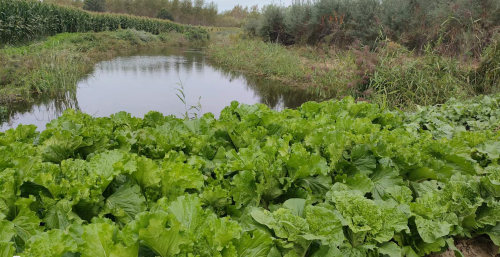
left=215, top=0, right=292, bottom=12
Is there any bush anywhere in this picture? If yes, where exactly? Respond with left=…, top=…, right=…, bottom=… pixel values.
left=156, top=8, right=174, bottom=21
left=83, top=0, right=105, bottom=12
left=259, top=5, right=293, bottom=44
left=255, top=0, right=500, bottom=56
left=243, top=18, right=260, bottom=38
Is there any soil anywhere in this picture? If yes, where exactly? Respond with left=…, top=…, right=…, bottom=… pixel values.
left=429, top=237, right=499, bottom=257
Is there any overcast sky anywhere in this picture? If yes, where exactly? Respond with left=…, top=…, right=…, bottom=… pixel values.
left=215, top=0, right=292, bottom=12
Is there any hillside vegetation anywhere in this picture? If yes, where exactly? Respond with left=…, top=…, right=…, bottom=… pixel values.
left=0, top=0, right=209, bottom=46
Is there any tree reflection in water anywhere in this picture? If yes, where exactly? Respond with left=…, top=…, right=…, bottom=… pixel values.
left=0, top=90, right=80, bottom=131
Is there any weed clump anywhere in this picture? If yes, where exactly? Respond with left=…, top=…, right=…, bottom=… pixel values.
left=472, top=39, right=500, bottom=94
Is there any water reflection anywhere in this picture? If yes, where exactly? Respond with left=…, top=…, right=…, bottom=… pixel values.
left=1, top=47, right=314, bottom=131
left=0, top=92, right=80, bottom=131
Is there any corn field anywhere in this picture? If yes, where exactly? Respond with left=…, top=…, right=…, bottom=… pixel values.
left=0, top=0, right=209, bottom=45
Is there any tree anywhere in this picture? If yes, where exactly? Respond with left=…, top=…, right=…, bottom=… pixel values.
left=83, top=0, right=106, bottom=12
left=156, top=8, right=174, bottom=21
left=180, top=0, right=193, bottom=23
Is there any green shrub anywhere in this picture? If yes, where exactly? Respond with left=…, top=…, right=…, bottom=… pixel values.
left=83, top=0, right=105, bottom=12
left=156, top=8, right=174, bottom=21
left=258, top=5, right=293, bottom=44
left=243, top=18, right=260, bottom=38
left=256, top=0, right=500, bottom=56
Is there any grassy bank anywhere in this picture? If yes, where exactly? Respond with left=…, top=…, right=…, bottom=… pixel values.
left=208, top=35, right=500, bottom=109
left=0, top=29, right=202, bottom=104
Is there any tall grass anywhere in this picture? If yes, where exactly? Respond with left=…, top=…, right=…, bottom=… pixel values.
left=471, top=38, right=500, bottom=95
left=0, top=0, right=209, bottom=45
left=208, top=36, right=489, bottom=109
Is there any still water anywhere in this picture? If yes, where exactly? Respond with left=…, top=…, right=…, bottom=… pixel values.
left=1, top=47, right=313, bottom=131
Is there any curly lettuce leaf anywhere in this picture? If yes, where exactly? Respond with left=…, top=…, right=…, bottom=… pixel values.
left=23, top=229, right=78, bottom=257
left=79, top=222, right=138, bottom=257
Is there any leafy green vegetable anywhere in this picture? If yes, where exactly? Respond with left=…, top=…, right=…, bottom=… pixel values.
left=1, top=95, right=500, bottom=256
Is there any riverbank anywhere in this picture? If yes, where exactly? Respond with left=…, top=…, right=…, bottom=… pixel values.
left=0, top=29, right=205, bottom=104
left=207, top=34, right=500, bottom=109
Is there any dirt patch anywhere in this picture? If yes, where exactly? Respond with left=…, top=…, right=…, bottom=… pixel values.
left=429, top=237, right=499, bottom=257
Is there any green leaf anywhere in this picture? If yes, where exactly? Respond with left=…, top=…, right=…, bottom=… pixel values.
left=345, top=174, right=374, bottom=194
left=231, top=170, right=259, bottom=209
left=297, top=176, right=332, bottom=196
left=378, top=242, right=401, bottom=257
left=236, top=230, right=273, bottom=257
left=479, top=223, right=500, bottom=246
left=445, top=238, right=464, bottom=257
left=286, top=144, right=328, bottom=179
left=0, top=168, right=20, bottom=213
left=477, top=141, right=500, bottom=160
left=283, top=199, right=306, bottom=218
left=476, top=200, right=500, bottom=227
left=138, top=216, right=190, bottom=257
left=43, top=198, right=81, bottom=230
left=0, top=242, right=15, bottom=257
left=87, top=150, right=134, bottom=191
left=304, top=205, right=344, bottom=246
left=38, top=130, right=83, bottom=163
left=0, top=220, right=15, bottom=243
left=0, top=124, right=38, bottom=147
left=414, top=216, right=452, bottom=243
left=351, top=145, right=376, bottom=176
left=414, top=237, right=446, bottom=256
left=130, top=155, right=161, bottom=193
left=384, top=186, right=413, bottom=204
left=10, top=197, right=43, bottom=250
left=167, top=194, right=206, bottom=233
left=311, top=245, right=342, bottom=257
left=79, top=222, right=138, bottom=257
left=330, top=191, right=407, bottom=244
left=370, top=166, right=402, bottom=200
left=23, top=229, right=78, bottom=257
left=161, top=154, right=204, bottom=198
left=207, top=217, right=242, bottom=251
left=101, top=183, right=147, bottom=225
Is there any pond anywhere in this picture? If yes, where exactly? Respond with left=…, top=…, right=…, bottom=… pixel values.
left=0, top=47, right=315, bottom=131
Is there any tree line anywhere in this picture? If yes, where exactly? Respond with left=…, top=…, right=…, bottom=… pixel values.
left=247, top=0, right=500, bottom=57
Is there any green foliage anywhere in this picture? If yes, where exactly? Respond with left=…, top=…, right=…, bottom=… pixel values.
left=365, top=46, right=471, bottom=108
left=0, top=96, right=500, bottom=255
left=258, top=5, right=292, bottom=44
left=156, top=8, right=174, bottom=21
left=0, top=0, right=209, bottom=45
left=472, top=38, right=500, bottom=94
left=83, top=0, right=105, bottom=12
left=208, top=37, right=491, bottom=109
left=255, top=0, right=500, bottom=56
